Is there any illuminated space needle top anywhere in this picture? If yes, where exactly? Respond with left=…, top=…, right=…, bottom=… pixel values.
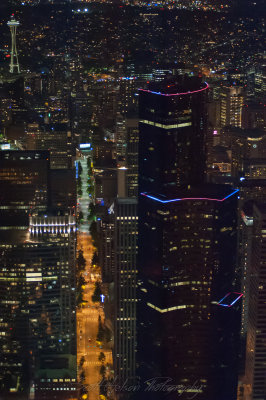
left=7, top=15, right=20, bottom=74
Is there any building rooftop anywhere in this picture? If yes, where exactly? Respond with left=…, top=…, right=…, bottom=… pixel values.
left=139, top=76, right=208, bottom=96
left=224, top=127, right=265, bottom=139
left=0, top=149, right=49, bottom=160
left=141, top=184, right=239, bottom=203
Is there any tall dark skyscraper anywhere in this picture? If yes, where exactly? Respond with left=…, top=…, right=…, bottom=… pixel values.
left=137, top=77, right=240, bottom=400
left=138, top=76, right=208, bottom=193
left=137, top=185, right=240, bottom=400
left=1, top=3, right=264, bottom=399
left=114, top=198, right=138, bottom=390
left=244, top=203, right=266, bottom=400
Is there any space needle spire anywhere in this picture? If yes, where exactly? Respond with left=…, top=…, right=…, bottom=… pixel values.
left=7, top=14, right=20, bottom=74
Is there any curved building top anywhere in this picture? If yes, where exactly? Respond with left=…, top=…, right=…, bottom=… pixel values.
left=139, top=76, right=208, bottom=97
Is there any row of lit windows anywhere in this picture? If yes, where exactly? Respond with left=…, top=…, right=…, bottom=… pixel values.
left=116, top=216, right=138, bottom=220
left=140, top=119, right=192, bottom=129
left=147, top=302, right=200, bottom=313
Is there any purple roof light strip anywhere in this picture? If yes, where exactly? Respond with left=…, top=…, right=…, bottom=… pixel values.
left=138, top=82, right=209, bottom=96
left=218, top=292, right=243, bottom=308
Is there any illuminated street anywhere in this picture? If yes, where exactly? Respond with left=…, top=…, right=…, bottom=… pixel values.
left=77, top=156, right=91, bottom=233
left=77, top=155, right=113, bottom=400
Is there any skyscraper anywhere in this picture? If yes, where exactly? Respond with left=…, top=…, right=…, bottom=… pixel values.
left=0, top=150, right=50, bottom=228
left=245, top=203, right=266, bottom=400
left=137, top=77, right=240, bottom=400
left=29, top=214, right=77, bottom=400
left=114, top=198, right=138, bottom=392
left=254, top=61, right=266, bottom=101
left=0, top=215, right=77, bottom=400
left=220, top=84, right=244, bottom=128
left=125, top=117, right=139, bottom=198
left=138, top=185, right=240, bottom=400
left=25, top=123, right=72, bottom=170
left=0, top=150, right=77, bottom=398
left=138, top=76, right=208, bottom=192
left=99, top=211, right=115, bottom=284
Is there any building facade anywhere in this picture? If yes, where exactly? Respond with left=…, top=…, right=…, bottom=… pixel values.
left=138, top=77, right=208, bottom=192
left=245, top=204, right=266, bottom=400
left=138, top=185, right=240, bottom=400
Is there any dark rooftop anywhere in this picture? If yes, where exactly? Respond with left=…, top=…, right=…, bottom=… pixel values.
left=141, top=184, right=239, bottom=203
left=139, top=76, right=208, bottom=96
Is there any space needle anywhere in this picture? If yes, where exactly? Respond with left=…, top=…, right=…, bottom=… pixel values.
left=7, top=14, right=20, bottom=74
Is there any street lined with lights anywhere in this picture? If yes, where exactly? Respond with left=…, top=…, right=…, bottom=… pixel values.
left=77, top=155, right=112, bottom=400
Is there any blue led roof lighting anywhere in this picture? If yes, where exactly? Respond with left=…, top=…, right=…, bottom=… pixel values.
left=140, top=189, right=239, bottom=204
left=217, top=292, right=243, bottom=308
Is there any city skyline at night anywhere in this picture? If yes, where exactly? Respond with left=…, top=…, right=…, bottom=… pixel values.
left=0, top=1, right=265, bottom=400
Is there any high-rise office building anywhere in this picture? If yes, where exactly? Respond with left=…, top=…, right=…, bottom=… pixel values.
left=99, top=211, right=115, bottom=283
left=254, top=62, right=266, bottom=101
left=25, top=123, right=72, bottom=169
left=138, top=76, right=208, bottom=192
left=114, top=197, right=138, bottom=392
left=242, top=102, right=266, bottom=131
left=137, top=77, right=240, bottom=400
left=115, top=114, right=127, bottom=159
left=125, top=118, right=139, bottom=198
left=245, top=203, right=266, bottom=400
left=220, top=127, right=266, bottom=179
left=29, top=214, right=77, bottom=400
left=117, top=77, right=138, bottom=117
left=237, top=180, right=266, bottom=396
left=0, top=215, right=77, bottom=400
left=0, top=150, right=77, bottom=398
left=238, top=181, right=266, bottom=341
left=0, top=150, right=76, bottom=221
left=220, top=84, right=244, bottom=128
left=138, top=185, right=240, bottom=400
left=0, top=150, right=50, bottom=228
left=111, top=155, right=138, bottom=395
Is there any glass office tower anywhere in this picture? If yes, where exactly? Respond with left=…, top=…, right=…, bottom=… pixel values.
left=137, top=78, right=240, bottom=400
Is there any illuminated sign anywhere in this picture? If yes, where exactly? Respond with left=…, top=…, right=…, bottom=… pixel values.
left=100, top=294, right=105, bottom=303
left=79, top=143, right=91, bottom=149
left=1, top=143, right=11, bottom=150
